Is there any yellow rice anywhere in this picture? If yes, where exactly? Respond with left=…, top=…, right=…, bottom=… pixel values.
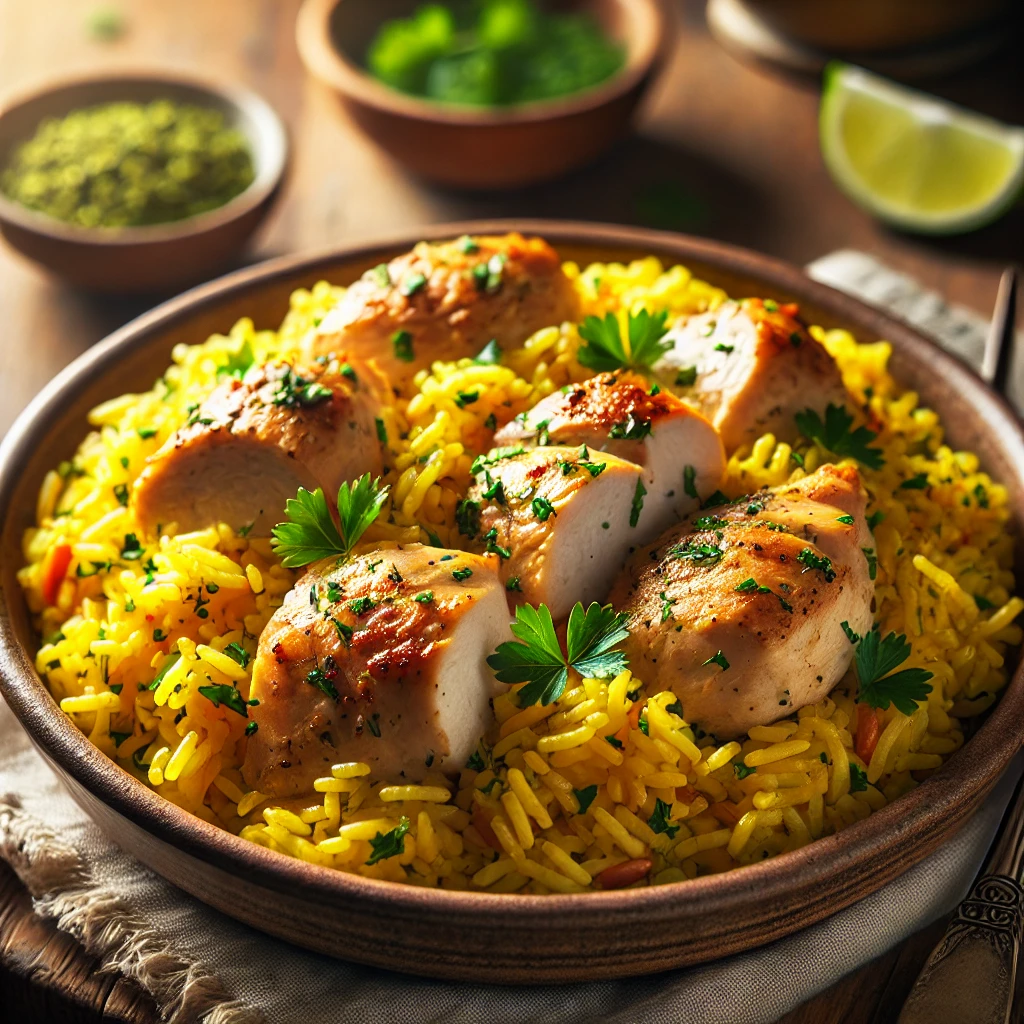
left=18, top=255, right=1022, bottom=892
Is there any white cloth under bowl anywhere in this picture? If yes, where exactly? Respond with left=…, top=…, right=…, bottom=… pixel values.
left=0, top=251, right=1018, bottom=1024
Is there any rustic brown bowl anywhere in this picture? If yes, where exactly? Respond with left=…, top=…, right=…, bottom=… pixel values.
left=1, top=221, right=1022, bottom=983
left=0, top=70, right=288, bottom=293
left=296, top=0, right=667, bottom=189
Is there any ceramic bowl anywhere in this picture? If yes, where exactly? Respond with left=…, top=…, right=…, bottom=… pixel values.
left=296, top=0, right=667, bottom=189
left=1, top=221, right=1022, bottom=982
left=0, top=70, right=288, bottom=293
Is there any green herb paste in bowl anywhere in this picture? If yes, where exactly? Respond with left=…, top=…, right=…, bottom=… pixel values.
left=0, top=99, right=255, bottom=229
left=367, top=0, right=625, bottom=107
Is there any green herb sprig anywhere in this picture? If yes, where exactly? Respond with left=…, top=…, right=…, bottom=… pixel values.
left=854, top=627, right=933, bottom=716
left=577, top=308, right=671, bottom=373
left=794, top=404, right=885, bottom=470
left=271, top=474, right=389, bottom=568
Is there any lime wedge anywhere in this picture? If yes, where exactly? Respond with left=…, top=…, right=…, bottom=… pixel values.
left=820, top=63, right=1024, bottom=234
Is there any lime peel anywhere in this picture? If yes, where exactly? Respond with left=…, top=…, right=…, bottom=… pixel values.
left=820, top=62, right=1024, bottom=235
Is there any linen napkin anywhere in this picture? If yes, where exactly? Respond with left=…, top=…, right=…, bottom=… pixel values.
left=0, top=251, right=1018, bottom=1024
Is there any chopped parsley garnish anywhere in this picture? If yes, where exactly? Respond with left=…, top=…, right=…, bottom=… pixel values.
left=474, top=339, right=501, bottom=364
left=198, top=684, right=249, bottom=717
left=487, top=602, right=629, bottom=707
left=866, top=511, right=885, bottom=531
left=366, top=816, right=410, bottom=865
left=400, top=272, right=427, bottom=297
left=668, top=541, right=723, bottom=565
left=974, top=483, right=989, bottom=508
left=693, top=515, right=727, bottom=530
left=483, top=527, right=511, bottom=559
left=714, top=342, right=734, bottom=354
left=110, top=731, right=131, bottom=747
left=659, top=591, right=673, bottom=622
left=224, top=642, right=250, bottom=667
left=482, top=476, right=506, bottom=503
left=137, top=426, right=158, bottom=439
left=531, top=497, right=555, bottom=521
left=271, top=367, right=333, bottom=409
left=734, top=762, right=756, bottom=780
left=862, top=547, right=877, bottom=580
left=457, top=234, right=479, bottom=254
left=836, top=514, right=855, bottom=525
left=153, top=628, right=168, bottom=642
left=900, top=473, right=929, bottom=490
left=121, top=533, right=143, bottom=560
left=701, top=490, right=730, bottom=510
left=306, top=664, right=339, bottom=701
left=466, top=750, right=486, bottom=771
left=452, top=566, right=474, bottom=581
left=331, top=617, right=353, bottom=647
left=221, top=340, right=255, bottom=379
left=675, top=366, right=697, bottom=387
left=630, top=478, right=647, bottom=528
left=576, top=307, right=671, bottom=373
left=375, top=418, right=388, bottom=443
left=647, top=797, right=680, bottom=838
left=665, top=698, right=684, bottom=718
left=413, top=591, right=434, bottom=603
left=349, top=596, right=376, bottom=615
left=796, top=548, right=836, bottom=583
left=455, top=498, right=481, bottom=538
left=735, top=578, right=770, bottom=594
left=606, top=735, right=624, bottom=750
left=366, top=712, right=381, bottom=737
left=391, top=330, right=415, bottom=362
left=147, top=651, right=181, bottom=690
left=608, top=414, right=652, bottom=441
left=113, top=483, right=129, bottom=507
left=683, top=465, right=699, bottom=500
left=505, top=576, right=522, bottom=592
left=794, top=404, right=884, bottom=469
left=853, top=627, right=933, bottom=716
left=370, top=263, right=391, bottom=287
left=573, top=785, right=598, bottom=814
left=455, top=390, right=479, bottom=408
left=702, top=650, right=729, bottom=671
left=271, top=474, right=389, bottom=568
left=840, top=620, right=861, bottom=645
left=974, top=594, right=996, bottom=611
left=849, top=763, right=868, bottom=793
left=470, top=446, right=525, bottom=476
left=245, top=721, right=259, bottom=736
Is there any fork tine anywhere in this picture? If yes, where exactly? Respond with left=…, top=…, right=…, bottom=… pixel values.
left=981, top=267, right=1018, bottom=397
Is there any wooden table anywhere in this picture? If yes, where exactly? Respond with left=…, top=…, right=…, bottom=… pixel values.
left=0, top=1, right=1021, bottom=1019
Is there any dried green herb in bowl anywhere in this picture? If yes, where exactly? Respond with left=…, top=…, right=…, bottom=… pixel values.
left=0, top=99, right=255, bottom=229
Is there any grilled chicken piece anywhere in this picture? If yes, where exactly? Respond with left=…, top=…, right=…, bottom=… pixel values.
left=493, top=371, right=725, bottom=537
left=465, top=445, right=646, bottom=620
left=242, top=545, right=510, bottom=796
left=305, top=233, right=579, bottom=391
left=608, top=464, right=874, bottom=738
left=133, top=359, right=386, bottom=538
left=655, top=299, right=848, bottom=453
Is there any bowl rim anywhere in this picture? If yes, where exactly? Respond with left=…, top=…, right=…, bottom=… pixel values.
left=2, top=218, right=1023, bottom=925
left=0, top=67, right=289, bottom=246
left=295, top=0, right=668, bottom=126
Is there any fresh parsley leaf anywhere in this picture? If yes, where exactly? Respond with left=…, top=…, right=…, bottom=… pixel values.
left=794, top=404, right=885, bottom=469
left=306, top=663, right=339, bottom=701
left=665, top=698, right=684, bottom=718
left=147, top=651, right=181, bottom=691
left=224, top=642, right=251, bottom=667
left=836, top=514, right=855, bottom=525
left=577, top=308, right=671, bottom=373
left=683, top=465, right=698, bottom=500
left=452, top=566, right=473, bottom=582
left=245, top=721, right=259, bottom=736
left=271, top=474, right=389, bottom=568
left=531, top=496, right=556, bottom=521
left=366, top=816, right=411, bottom=865
left=466, top=750, right=486, bottom=771
left=840, top=621, right=861, bottom=645
left=849, top=763, right=868, bottom=793
left=862, top=547, right=877, bottom=580
left=413, top=591, right=434, bottom=603
left=608, top=414, right=652, bottom=441
left=647, top=798, right=679, bottom=838
left=675, top=366, right=697, bottom=387
left=198, top=684, right=249, bottom=717
left=455, top=498, right=481, bottom=538
left=667, top=541, right=723, bottom=565
left=854, top=628, right=933, bottom=716
left=487, top=602, right=629, bottom=707
left=221, top=340, right=254, bottom=379
left=734, top=762, right=756, bottom=780
left=400, top=272, right=427, bottom=297
left=975, top=594, right=996, bottom=611
left=392, top=330, right=415, bottom=362
left=573, top=785, right=598, bottom=814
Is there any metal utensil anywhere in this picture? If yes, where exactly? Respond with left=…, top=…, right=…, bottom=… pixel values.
left=980, top=267, right=1018, bottom=395
left=896, top=268, right=1021, bottom=1024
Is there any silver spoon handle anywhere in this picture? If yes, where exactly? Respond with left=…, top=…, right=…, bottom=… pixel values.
left=897, top=769, right=1024, bottom=1024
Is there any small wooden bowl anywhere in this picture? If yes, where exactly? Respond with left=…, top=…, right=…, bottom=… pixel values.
left=296, top=0, right=667, bottom=189
left=1, top=222, right=1023, bottom=983
left=0, top=71, right=288, bottom=293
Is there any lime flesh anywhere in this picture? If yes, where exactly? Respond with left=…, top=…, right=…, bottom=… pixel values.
left=820, top=63, right=1024, bottom=234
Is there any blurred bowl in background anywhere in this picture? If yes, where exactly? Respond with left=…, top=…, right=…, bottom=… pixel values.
left=744, top=0, right=1012, bottom=54
left=296, top=0, right=667, bottom=190
left=0, top=71, right=288, bottom=294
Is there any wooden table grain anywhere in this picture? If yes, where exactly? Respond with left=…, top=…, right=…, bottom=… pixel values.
left=0, top=1, right=1021, bottom=1020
